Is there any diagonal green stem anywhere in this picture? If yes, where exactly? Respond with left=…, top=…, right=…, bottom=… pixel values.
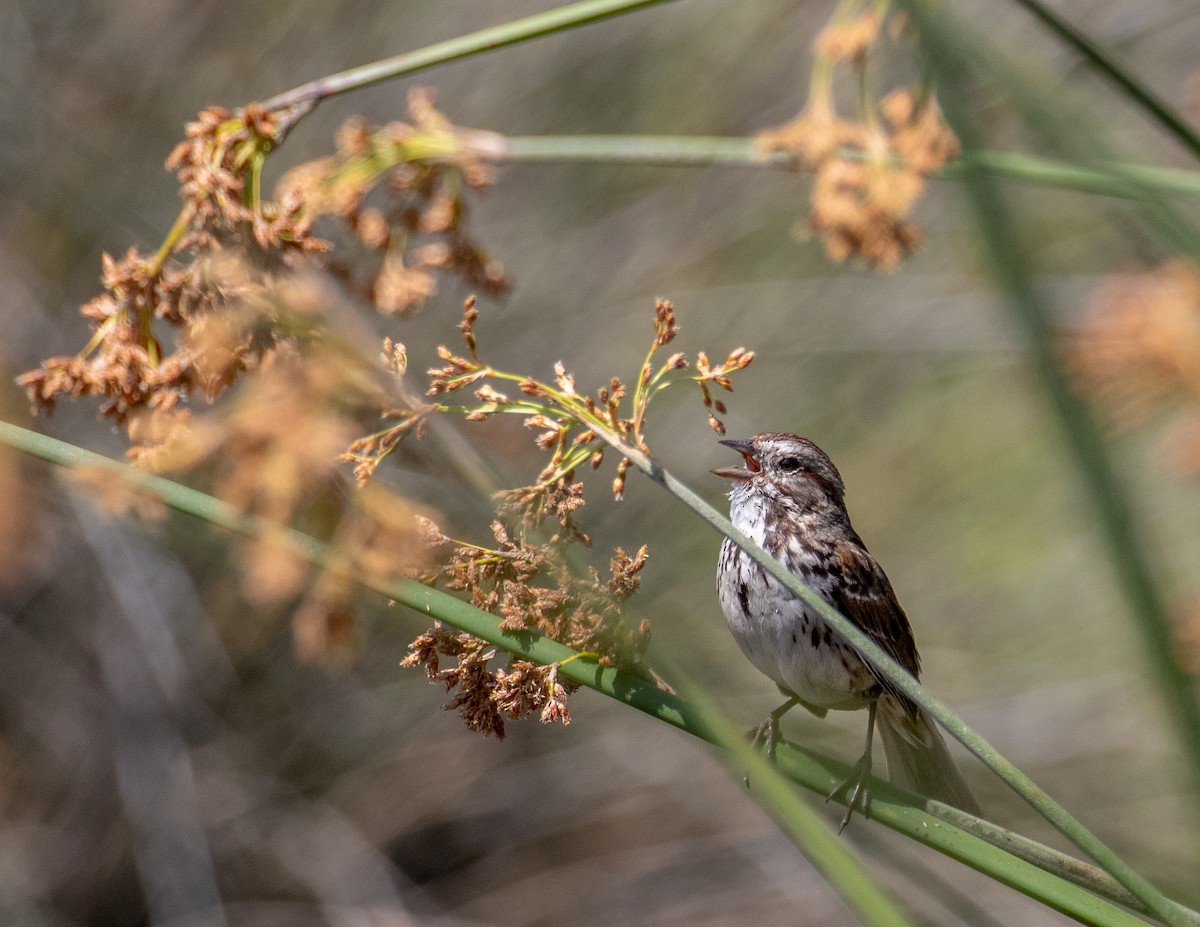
left=588, top=427, right=1186, bottom=927
left=902, top=0, right=1200, bottom=911
left=1004, top=0, right=1200, bottom=161
left=0, top=418, right=1184, bottom=926
left=258, top=0, right=681, bottom=133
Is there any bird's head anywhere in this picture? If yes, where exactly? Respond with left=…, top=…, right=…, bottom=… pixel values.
left=712, top=433, right=846, bottom=506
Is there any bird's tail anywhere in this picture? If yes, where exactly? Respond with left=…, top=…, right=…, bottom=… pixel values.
left=877, top=695, right=981, bottom=815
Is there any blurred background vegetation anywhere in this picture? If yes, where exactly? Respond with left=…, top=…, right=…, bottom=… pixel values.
left=3, top=0, right=1200, bottom=924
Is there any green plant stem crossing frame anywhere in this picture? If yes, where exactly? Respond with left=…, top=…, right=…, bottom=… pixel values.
left=21, top=0, right=1200, bottom=921
left=2, top=420, right=1194, bottom=927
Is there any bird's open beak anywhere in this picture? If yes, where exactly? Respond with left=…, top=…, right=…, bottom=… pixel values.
left=711, top=438, right=760, bottom=482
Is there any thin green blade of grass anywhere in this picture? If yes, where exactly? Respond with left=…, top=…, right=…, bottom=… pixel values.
left=501, top=136, right=1200, bottom=201
left=901, top=0, right=1199, bottom=921
left=1004, top=0, right=1200, bottom=161
left=259, top=0, right=681, bottom=127
left=904, top=0, right=1200, bottom=843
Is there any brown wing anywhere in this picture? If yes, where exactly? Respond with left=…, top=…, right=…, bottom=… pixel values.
left=828, top=539, right=921, bottom=699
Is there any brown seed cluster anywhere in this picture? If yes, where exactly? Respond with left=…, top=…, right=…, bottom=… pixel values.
left=114, top=288, right=436, bottom=664
left=167, top=104, right=327, bottom=256
left=1068, top=259, right=1200, bottom=675
left=402, top=627, right=572, bottom=737
left=18, top=105, right=328, bottom=426
left=400, top=523, right=649, bottom=737
left=756, top=7, right=958, bottom=271
left=19, top=249, right=206, bottom=424
left=426, top=297, right=752, bottom=525
left=1068, top=261, right=1200, bottom=472
left=19, top=89, right=507, bottom=440
left=393, top=296, right=753, bottom=735
left=277, top=88, right=509, bottom=317
left=150, top=343, right=392, bottom=599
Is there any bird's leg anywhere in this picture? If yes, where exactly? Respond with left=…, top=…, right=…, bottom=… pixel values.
left=827, top=700, right=877, bottom=833
left=749, top=694, right=800, bottom=760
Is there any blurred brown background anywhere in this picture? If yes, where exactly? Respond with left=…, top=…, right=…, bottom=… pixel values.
left=3, top=1, right=1200, bottom=924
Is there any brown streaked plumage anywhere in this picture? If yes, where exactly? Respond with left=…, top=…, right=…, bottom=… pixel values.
left=713, top=433, right=979, bottom=828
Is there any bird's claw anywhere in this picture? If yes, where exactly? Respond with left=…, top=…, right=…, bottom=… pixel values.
left=747, top=715, right=781, bottom=759
left=827, top=753, right=873, bottom=833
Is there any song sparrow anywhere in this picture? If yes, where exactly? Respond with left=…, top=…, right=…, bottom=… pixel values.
left=713, top=433, right=979, bottom=828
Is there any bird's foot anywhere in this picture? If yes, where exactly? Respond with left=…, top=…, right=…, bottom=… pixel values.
left=743, top=697, right=800, bottom=787
left=742, top=715, right=780, bottom=787
left=827, top=752, right=873, bottom=833
left=747, top=714, right=781, bottom=759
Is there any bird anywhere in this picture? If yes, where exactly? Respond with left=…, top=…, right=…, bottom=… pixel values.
left=713, top=432, right=979, bottom=828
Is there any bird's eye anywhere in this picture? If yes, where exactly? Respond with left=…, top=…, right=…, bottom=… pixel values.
left=778, top=456, right=801, bottom=472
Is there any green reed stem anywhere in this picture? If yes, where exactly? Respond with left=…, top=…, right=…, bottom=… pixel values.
left=500, top=135, right=1200, bottom=198
left=901, top=0, right=1200, bottom=919
left=589, top=428, right=1186, bottom=927
left=0, top=419, right=1190, bottom=926
left=1003, top=0, right=1200, bottom=161
left=259, top=0, right=680, bottom=133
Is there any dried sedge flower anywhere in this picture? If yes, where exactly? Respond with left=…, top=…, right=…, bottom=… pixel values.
left=754, top=6, right=957, bottom=271
left=402, top=529, right=648, bottom=735
left=18, top=248, right=198, bottom=423
left=422, top=295, right=753, bottom=521
left=276, top=89, right=509, bottom=317
left=813, top=9, right=882, bottom=63
left=21, top=88, right=510, bottom=441
left=167, top=104, right=327, bottom=256
left=1068, top=261, right=1200, bottom=473
left=140, top=327, right=434, bottom=615
left=653, top=297, right=679, bottom=348
left=393, top=295, right=753, bottom=739
left=402, top=627, right=507, bottom=736
left=693, top=346, right=755, bottom=435
left=808, top=151, right=924, bottom=272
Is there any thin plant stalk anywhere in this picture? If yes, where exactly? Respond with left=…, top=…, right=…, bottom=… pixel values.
left=903, top=0, right=1200, bottom=870
left=584, top=428, right=1185, bottom=927
left=501, top=136, right=1200, bottom=199
left=0, top=420, right=1189, bottom=927
left=1003, top=0, right=1200, bottom=161
left=258, top=0, right=681, bottom=135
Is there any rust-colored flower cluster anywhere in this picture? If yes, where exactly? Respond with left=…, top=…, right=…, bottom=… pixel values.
left=341, top=337, right=436, bottom=485
left=425, top=297, right=752, bottom=528
left=402, top=626, right=572, bottom=737
left=277, top=88, right=509, bottom=316
left=19, top=106, right=319, bottom=427
left=1068, top=259, right=1200, bottom=675
left=437, top=521, right=649, bottom=651
left=158, top=340, right=426, bottom=595
left=756, top=4, right=958, bottom=271
left=113, top=286, right=436, bottom=664
left=391, top=296, right=752, bottom=735
left=168, top=103, right=326, bottom=255
left=401, top=522, right=649, bottom=737
left=19, top=89, right=508, bottom=440
left=1068, top=261, right=1200, bottom=473
left=19, top=248, right=204, bottom=424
